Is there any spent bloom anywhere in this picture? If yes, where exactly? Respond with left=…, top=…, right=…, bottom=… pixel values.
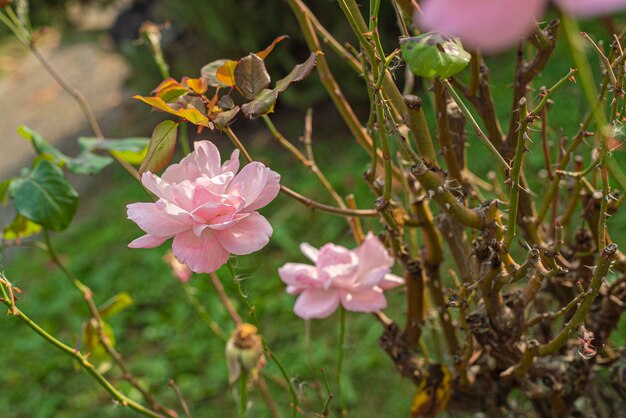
left=127, top=140, right=280, bottom=273
left=278, top=232, right=403, bottom=319
left=417, top=0, right=626, bottom=53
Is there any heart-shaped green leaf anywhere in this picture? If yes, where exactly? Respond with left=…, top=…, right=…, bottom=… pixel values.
left=9, top=160, right=79, bottom=231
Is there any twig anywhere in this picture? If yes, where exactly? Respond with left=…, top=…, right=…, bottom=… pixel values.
left=168, top=379, right=191, bottom=418
left=42, top=230, right=174, bottom=416
left=225, top=260, right=299, bottom=418
left=209, top=272, right=243, bottom=325
left=223, top=127, right=377, bottom=218
left=0, top=277, right=164, bottom=418
left=441, top=79, right=510, bottom=170
left=539, top=243, right=618, bottom=356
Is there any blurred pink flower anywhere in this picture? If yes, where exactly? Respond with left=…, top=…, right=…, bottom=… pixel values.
left=417, top=0, right=626, bottom=53
left=163, top=250, right=192, bottom=283
left=278, top=232, right=404, bottom=319
left=127, top=141, right=280, bottom=274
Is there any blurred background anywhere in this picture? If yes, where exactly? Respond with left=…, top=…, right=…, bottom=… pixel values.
left=0, top=1, right=625, bottom=417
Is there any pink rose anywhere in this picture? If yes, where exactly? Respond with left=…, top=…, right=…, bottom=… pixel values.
left=417, top=0, right=626, bottom=53
left=127, top=140, right=280, bottom=274
left=278, top=232, right=404, bottom=319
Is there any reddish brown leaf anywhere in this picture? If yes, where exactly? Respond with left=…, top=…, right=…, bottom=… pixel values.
left=256, top=35, right=289, bottom=60
left=234, top=54, right=271, bottom=100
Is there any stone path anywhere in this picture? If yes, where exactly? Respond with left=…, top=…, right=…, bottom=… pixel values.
left=0, top=30, right=130, bottom=178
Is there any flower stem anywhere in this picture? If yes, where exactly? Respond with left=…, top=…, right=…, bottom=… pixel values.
left=239, top=370, right=249, bottom=418
left=337, top=306, right=348, bottom=416
left=226, top=259, right=299, bottom=418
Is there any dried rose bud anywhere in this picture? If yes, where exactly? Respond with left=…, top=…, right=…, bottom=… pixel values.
left=163, top=250, right=191, bottom=283
left=226, top=323, right=265, bottom=384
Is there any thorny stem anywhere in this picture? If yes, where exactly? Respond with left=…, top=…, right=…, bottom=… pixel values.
left=226, top=260, right=299, bottom=418
left=168, top=380, right=192, bottom=418
left=505, top=97, right=529, bottom=249
left=320, top=369, right=334, bottom=417
left=223, top=127, right=376, bottom=217
left=286, top=0, right=375, bottom=153
left=42, top=230, right=174, bottom=416
left=529, top=68, right=578, bottom=117
left=539, top=243, right=618, bottom=356
left=181, top=282, right=228, bottom=342
left=337, top=306, right=348, bottom=416
left=263, top=114, right=347, bottom=209
left=523, top=291, right=586, bottom=331
left=0, top=277, right=164, bottom=418
left=441, top=79, right=510, bottom=170
left=209, top=272, right=243, bottom=325
left=562, top=16, right=612, bottom=251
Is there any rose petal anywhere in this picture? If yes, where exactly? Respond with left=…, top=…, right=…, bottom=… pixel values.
left=161, top=152, right=201, bottom=184
left=293, top=288, right=341, bottom=319
left=351, top=267, right=389, bottom=291
left=128, top=234, right=168, bottom=248
left=141, top=172, right=172, bottom=200
left=243, top=169, right=280, bottom=212
left=555, top=0, right=626, bottom=16
left=278, top=263, right=321, bottom=289
left=300, top=242, right=320, bottom=262
left=127, top=202, right=190, bottom=237
left=216, top=212, right=272, bottom=255
left=341, top=289, right=387, bottom=313
left=221, top=149, right=240, bottom=175
left=192, top=140, right=222, bottom=177
left=172, top=229, right=230, bottom=273
left=418, top=0, right=545, bottom=53
left=228, top=162, right=280, bottom=211
left=379, top=273, right=404, bottom=290
left=208, top=213, right=250, bottom=231
left=354, top=231, right=394, bottom=273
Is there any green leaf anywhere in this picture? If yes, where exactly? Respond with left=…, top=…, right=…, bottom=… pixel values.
left=3, top=214, right=41, bottom=240
left=79, top=137, right=150, bottom=153
left=201, top=59, right=229, bottom=87
left=400, top=33, right=471, bottom=79
left=19, top=126, right=115, bottom=175
left=140, top=120, right=178, bottom=174
left=18, top=125, right=69, bottom=166
left=8, top=160, right=79, bottom=231
left=78, top=137, right=149, bottom=166
left=98, top=292, right=134, bottom=319
left=0, top=178, right=11, bottom=206
left=275, top=52, right=320, bottom=93
left=241, top=89, right=278, bottom=118
left=234, top=54, right=271, bottom=100
left=82, top=319, right=116, bottom=364
left=213, top=106, right=240, bottom=131
left=65, top=151, right=113, bottom=175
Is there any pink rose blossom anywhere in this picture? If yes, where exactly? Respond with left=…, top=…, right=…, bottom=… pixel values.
left=417, top=0, right=626, bottom=53
left=278, top=232, right=404, bottom=319
left=127, top=140, right=280, bottom=274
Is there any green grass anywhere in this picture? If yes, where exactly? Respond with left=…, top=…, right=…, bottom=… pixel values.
left=2, top=14, right=626, bottom=418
